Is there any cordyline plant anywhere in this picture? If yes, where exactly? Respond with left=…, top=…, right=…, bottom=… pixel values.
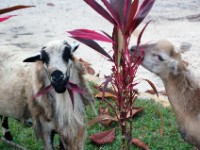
left=68, top=0, right=155, bottom=149
left=0, top=5, right=34, bottom=22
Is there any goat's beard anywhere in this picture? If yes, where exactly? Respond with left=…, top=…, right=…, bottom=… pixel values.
left=51, top=81, right=67, bottom=93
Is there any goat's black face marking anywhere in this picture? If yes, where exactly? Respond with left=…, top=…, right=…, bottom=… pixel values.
left=51, top=70, right=68, bottom=93
left=41, top=50, right=50, bottom=65
left=62, top=46, right=72, bottom=63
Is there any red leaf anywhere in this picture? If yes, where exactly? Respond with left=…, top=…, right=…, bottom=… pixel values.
left=32, top=85, right=53, bottom=100
left=93, top=84, right=115, bottom=95
left=89, top=128, right=116, bottom=145
left=32, top=81, right=83, bottom=110
left=102, top=0, right=122, bottom=28
left=132, top=138, right=150, bottom=150
left=109, top=0, right=124, bottom=18
left=66, top=81, right=84, bottom=108
left=0, top=15, right=16, bottom=22
left=126, top=0, right=155, bottom=35
left=123, top=0, right=132, bottom=24
left=71, top=37, right=112, bottom=60
left=101, top=30, right=112, bottom=39
left=142, top=79, right=159, bottom=97
left=66, top=81, right=84, bottom=109
left=65, top=82, right=84, bottom=109
left=136, top=21, right=151, bottom=47
left=101, top=76, right=112, bottom=101
left=126, top=107, right=143, bottom=118
left=0, top=5, right=35, bottom=15
left=68, top=29, right=113, bottom=43
left=67, top=81, right=84, bottom=95
left=84, top=0, right=115, bottom=25
left=145, top=89, right=156, bottom=95
left=127, top=0, right=139, bottom=27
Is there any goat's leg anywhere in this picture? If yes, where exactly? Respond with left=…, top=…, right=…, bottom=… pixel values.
left=40, top=128, right=55, bottom=150
left=51, top=130, right=65, bottom=150
left=0, top=116, right=13, bottom=141
left=59, top=140, right=65, bottom=150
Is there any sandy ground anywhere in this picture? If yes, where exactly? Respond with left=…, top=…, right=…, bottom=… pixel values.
left=0, top=0, right=200, bottom=93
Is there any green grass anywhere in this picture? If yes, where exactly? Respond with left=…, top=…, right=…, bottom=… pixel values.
left=0, top=99, right=193, bottom=150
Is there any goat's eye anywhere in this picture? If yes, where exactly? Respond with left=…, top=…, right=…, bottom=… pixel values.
left=158, top=55, right=165, bottom=61
left=152, top=53, right=165, bottom=61
left=41, top=50, right=50, bottom=65
left=62, top=46, right=72, bottom=62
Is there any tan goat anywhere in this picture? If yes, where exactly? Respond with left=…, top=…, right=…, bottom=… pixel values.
left=131, top=40, right=200, bottom=148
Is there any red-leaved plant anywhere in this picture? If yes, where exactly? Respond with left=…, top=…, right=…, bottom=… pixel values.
left=68, top=0, right=155, bottom=149
left=0, top=5, right=34, bottom=22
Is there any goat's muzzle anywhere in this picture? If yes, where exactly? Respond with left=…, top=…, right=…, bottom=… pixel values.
left=50, top=70, right=69, bottom=93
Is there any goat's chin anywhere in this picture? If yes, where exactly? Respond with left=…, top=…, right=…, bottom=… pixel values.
left=54, top=86, right=67, bottom=93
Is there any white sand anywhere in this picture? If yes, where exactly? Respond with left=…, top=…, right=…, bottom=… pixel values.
left=0, top=0, right=200, bottom=92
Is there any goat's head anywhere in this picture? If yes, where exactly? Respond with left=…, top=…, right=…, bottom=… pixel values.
left=130, top=40, right=192, bottom=79
left=24, top=40, right=79, bottom=93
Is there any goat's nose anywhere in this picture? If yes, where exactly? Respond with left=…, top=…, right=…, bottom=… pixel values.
left=51, top=70, right=64, bottom=82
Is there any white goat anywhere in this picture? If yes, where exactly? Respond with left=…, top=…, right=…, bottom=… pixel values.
left=0, top=40, right=94, bottom=150
left=131, top=40, right=200, bottom=148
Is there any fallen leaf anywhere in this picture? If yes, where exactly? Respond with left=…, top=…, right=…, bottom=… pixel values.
left=88, top=114, right=116, bottom=127
left=99, top=107, right=112, bottom=126
left=95, top=91, right=117, bottom=100
left=132, top=138, right=149, bottom=150
left=126, top=107, right=143, bottom=118
left=89, top=128, right=116, bottom=145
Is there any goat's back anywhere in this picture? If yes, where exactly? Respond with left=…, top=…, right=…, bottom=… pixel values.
left=0, top=47, right=33, bottom=122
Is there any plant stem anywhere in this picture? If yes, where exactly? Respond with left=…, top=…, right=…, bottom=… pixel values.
left=121, top=110, right=127, bottom=150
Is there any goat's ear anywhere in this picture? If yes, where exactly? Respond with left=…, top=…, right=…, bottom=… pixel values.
left=71, top=43, right=79, bottom=52
left=179, top=42, right=192, bottom=53
left=168, top=60, right=179, bottom=75
left=23, top=55, right=41, bottom=62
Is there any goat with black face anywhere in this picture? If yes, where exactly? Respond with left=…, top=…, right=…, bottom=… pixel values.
left=21, top=40, right=94, bottom=150
left=24, top=41, right=79, bottom=94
